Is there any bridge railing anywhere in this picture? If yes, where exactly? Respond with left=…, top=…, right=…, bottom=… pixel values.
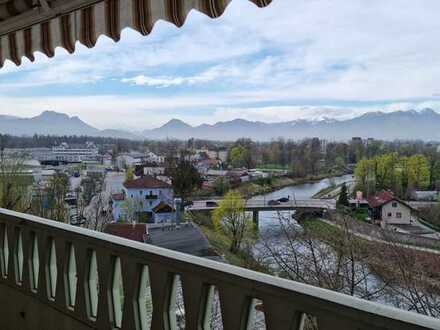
left=190, top=199, right=336, bottom=210
left=0, top=207, right=437, bottom=330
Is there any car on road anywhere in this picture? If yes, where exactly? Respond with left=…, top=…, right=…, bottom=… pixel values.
left=268, top=199, right=281, bottom=206
left=277, top=197, right=290, bottom=203
left=206, top=201, right=219, bottom=207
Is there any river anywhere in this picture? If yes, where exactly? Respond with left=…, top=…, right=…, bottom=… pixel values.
left=252, top=174, right=354, bottom=233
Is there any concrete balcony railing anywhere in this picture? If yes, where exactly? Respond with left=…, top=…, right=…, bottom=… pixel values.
left=0, top=208, right=437, bottom=330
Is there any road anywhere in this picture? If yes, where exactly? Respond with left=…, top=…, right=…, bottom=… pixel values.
left=188, top=198, right=336, bottom=212
left=318, top=218, right=440, bottom=255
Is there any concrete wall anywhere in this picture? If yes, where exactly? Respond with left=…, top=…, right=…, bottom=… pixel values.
left=0, top=208, right=435, bottom=330
left=0, top=284, right=91, bottom=330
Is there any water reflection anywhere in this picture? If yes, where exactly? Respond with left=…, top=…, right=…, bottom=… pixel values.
left=252, top=174, right=353, bottom=234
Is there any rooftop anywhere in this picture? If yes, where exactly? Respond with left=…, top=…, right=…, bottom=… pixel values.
left=152, top=201, right=174, bottom=213
left=104, top=223, right=147, bottom=242
left=123, top=175, right=171, bottom=189
left=367, top=191, right=397, bottom=208
left=148, top=223, right=210, bottom=257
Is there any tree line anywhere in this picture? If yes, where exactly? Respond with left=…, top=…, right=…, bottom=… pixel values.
left=355, top=152, right=440, bottom=198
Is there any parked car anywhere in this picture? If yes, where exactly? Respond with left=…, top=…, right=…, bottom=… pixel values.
left=206, top=201, right=218, bottom=207
left=278, top=197, right=290, bottom=203
left=268, top=199, right=280, bottom=206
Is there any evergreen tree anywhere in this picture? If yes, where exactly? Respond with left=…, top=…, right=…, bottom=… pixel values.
left=166, top=153, right=202, bottom=208
left=337, top=183, right=349, bottom=207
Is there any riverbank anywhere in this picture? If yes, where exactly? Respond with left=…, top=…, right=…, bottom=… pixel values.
left=192, top=171, right=348, bottom=200
left=309, top=215, right=440, bottom=252
left=199, top=224, right=270, bottom=272
left=312, top=179, right=355, bottom=199
left=235, top=171, right=347, bottom=198
left=188, top=211, right=271, bottom=272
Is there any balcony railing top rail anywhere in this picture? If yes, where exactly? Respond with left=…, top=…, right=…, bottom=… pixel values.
left=0, top=207, right=438, bottom=330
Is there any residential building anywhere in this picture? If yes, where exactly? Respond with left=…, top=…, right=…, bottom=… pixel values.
left=111, top=175, right=175, bottom=223
left=206, top=169, right=228, bottom=178
left=140, top=163, right=165, bottom=176
left=116, top=155, right=142, bottom=169
left=196, top=158, right=220, bottom=174
left=248, top=169, right=269, bottom=180
left=146, top=151, right=165, bottom=164
left=367, top=191, right=417, bottom=227
left=38, top=142, right=99, bottom=163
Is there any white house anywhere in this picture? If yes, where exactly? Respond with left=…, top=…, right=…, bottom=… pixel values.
left=116, top=154, right=143, bottom=169
left=111, top=175, right=175, bottom=223
left=146, top=152, right=165, bottom=164
left=143, top=165, right=165, bottom=176
left=367, top=191, right=417, bottom=227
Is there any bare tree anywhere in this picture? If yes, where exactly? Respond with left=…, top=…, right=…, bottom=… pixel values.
left=121, top=196, right=145, bottom=223
left=85, top=192, right=112, bottom=231
left=0, top=149, right=32, bottom=212
left=258, top=215, right=389, bottom=300
left=371, top=239, right=440, bottom=318
left=258, top=213, right=440, bottom=321
left=45, top=173, right=70, bottom=222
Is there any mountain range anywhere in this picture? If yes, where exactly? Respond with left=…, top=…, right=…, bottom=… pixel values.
left=0, top=109, right=439, bottom=141
left=0, top=111, right=139, bottom=140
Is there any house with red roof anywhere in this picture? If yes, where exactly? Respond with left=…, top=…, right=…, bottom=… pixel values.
left=367, top=191, right=417, bottom=227
left=110, top=175, right=175, bottom=223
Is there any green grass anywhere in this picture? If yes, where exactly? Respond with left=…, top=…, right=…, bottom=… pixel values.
left=312, top=185, right=336, bottom=199
left=302, top=218, right=341, bottom=236
left=418, top=218, right=440, bottom=232
left=199, top=225, right=245, bottom=266
left=196, top=213, right=271, bottom=273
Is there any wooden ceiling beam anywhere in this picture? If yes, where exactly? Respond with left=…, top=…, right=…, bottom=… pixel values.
left=0, top=0, right=103, bottom=36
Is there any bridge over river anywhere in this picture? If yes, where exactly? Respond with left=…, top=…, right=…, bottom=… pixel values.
left=188, top=198, right=336, bottom=226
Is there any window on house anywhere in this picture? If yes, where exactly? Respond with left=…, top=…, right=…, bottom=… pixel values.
left=387, top=212, right=392, bottom=217
left=140, top=190, right=143, bottom=195
left=396, top=212, right=402, bottom=218
left=392, top=202, right=397, bottom=208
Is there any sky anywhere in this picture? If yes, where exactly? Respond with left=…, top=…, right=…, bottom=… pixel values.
left=1, top=0, right=440, bottom=130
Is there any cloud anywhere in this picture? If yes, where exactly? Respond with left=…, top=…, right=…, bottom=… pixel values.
left=120, top=64, right=244, bottom=87
left=2, top=0, right=440, bottom=129
left=209, top=102, right=440, bottom=124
